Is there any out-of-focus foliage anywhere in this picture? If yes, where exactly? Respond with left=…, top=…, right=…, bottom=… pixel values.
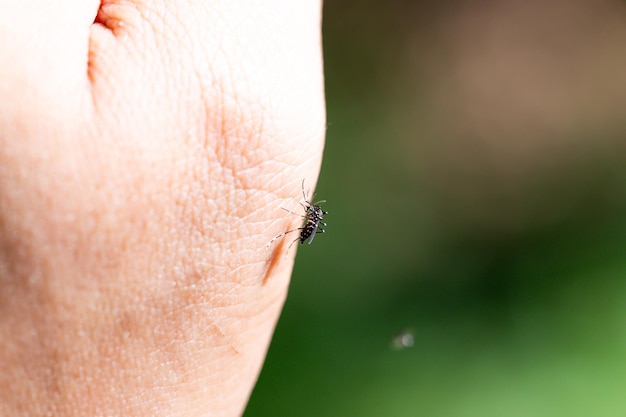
left=245, top=1, right=626, bottom=416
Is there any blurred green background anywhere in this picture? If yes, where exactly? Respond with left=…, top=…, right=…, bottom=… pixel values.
left=246, top=1, right=626, bottom=416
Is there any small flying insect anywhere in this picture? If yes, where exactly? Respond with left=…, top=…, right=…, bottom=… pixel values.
left=268, top=179, right=328, bottom=251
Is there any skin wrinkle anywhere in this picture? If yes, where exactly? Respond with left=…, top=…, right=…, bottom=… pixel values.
left=197, top=18, right=279, bottom=189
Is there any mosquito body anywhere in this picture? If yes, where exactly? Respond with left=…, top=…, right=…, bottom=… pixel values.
left=269, top=180, right=328, bottom=250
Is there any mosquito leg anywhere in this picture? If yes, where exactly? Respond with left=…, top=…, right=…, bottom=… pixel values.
left=281, top=207, right=305, bottom=217
left=286, top=237, right=300, bottom=251
left=267, top=227, right=302, bottom=247
left=301, top=179, right=309, bottom=202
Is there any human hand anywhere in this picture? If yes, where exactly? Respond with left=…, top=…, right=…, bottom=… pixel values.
left=0, top=1, right=325, bottom=416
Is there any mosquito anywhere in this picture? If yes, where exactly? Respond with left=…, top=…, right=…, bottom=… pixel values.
left=268, top=180, right=328, bottom=251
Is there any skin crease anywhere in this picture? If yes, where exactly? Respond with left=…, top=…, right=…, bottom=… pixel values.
left=0, top=1, right=325, bottom=416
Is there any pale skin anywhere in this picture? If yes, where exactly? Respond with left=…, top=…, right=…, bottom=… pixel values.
left=0, top=1, right=325, bottom=416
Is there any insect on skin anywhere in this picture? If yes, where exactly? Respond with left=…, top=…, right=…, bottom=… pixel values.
left=268, top=180, right=328, bottom=251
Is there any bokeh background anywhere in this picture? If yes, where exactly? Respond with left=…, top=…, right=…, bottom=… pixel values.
left=246, top=1, right=626, bottom=416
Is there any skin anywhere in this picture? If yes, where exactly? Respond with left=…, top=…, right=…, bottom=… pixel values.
left=0, top=1, right=325, bottom=416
